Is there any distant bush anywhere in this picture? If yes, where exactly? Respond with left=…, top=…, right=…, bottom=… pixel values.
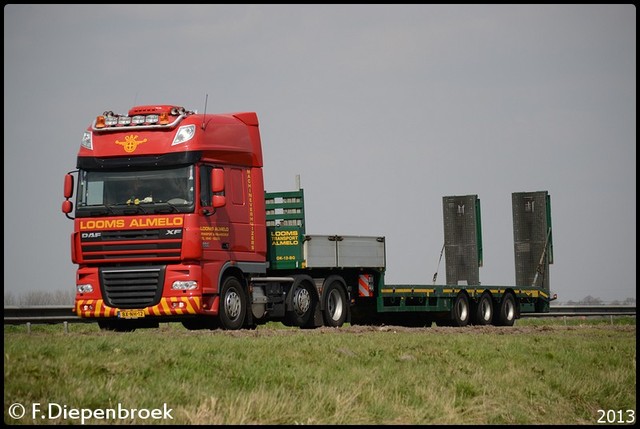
left=4, top=289, right=74, bottom=306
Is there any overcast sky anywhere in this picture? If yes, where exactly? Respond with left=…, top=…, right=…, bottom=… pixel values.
left=4, top=4, right=636, bottom=304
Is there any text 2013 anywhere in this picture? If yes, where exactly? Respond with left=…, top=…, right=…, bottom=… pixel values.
left=597, top=409, right=635, bottom=424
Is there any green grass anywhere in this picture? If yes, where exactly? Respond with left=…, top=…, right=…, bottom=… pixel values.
left=4, top=318, right=636, bottom=425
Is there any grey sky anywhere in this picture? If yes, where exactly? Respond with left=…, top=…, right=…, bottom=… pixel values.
left=4, top=4, right=636, bottom=303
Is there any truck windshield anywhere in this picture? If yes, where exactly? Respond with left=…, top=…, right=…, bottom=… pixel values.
left=75, top=165, right=195, bottom=216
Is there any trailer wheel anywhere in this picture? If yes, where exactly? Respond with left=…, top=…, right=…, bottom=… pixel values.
left=451, top=293, right=470, bottom=327
left=323, top=281, right=348, bottom=327
left=285, top=277, right=317, bottom=328
left=473, top=293, right=493, bottom=325
left=495, top=293, right=516, bottom=327
left=219, top=276, right=247, bottom=330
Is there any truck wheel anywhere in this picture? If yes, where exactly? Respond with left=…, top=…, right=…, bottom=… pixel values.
left=285, top=277, right=317, bottom=328
left=323, top=281, right=348, bottom=327
left=98, top=320, right=135, bottom=332
left=219, top=276, right=247, bottom=330
left=473, top=293, right=493, bottom=325
left=495, top=293, right=516, bottom=327
left=182, top=317, right=219, bottom=331
left=98, top=320, right=115, bottom=331
left=451, top=293, right=470, bottom=327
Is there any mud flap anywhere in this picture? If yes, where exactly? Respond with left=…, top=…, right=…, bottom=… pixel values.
left=309, top=304, right=324, bottom=328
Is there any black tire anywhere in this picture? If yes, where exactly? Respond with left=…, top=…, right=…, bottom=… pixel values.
left=451, top=293, right=470, bottom=327
left=98, top=320, right=115, bottom=331
left=284, top=277, right=318, bottom=328
left=473, top=293, right=493, bottom=326
left=322, top=281, right=348, bottom=327
left=350, top=298, right=382, bottom=325
left=182, top=317, right=219, bottom=331
left=98, top=320, right=135, bottom=332
left=219, top=276, right=247, bottom=330
left=495, top=293, right=517, bottom=327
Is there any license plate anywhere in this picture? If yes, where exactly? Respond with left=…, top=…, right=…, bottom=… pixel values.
left=118, top=309, right=145, bottom=319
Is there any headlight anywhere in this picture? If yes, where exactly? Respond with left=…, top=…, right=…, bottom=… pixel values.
left=172, top=280, right=198, bottom=291
left=172, top=125, right=196, bottom=146
left=77, top=284, right=93, bottom=293
left=81, top=132, right=93, bottom=150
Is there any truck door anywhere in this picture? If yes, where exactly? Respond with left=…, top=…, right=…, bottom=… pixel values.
left=199, top=165, right=253, bottom=258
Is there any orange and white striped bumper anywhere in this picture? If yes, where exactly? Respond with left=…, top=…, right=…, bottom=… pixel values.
left=75, top=296, right=202, bottom=318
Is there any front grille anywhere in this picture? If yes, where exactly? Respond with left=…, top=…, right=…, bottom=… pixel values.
left=100, top=266, right=165, bottom=308
left=81, top=228, right=182, bottom=261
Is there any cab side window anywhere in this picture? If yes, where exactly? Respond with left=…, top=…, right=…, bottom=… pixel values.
left=200, top=165, right=212, bottom=207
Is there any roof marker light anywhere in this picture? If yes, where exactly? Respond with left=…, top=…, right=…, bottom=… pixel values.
left=105, top=116, right=118, bottom=126
left=95, top=116, right=106, bottom=128
left=132, top=115, right=145, bottom=125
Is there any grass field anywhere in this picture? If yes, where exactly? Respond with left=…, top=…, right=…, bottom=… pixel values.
left=4, top=317, right=636, bottom=425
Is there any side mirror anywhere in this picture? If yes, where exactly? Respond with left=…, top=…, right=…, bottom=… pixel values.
left=212, top=168, right=225, bottom=193
left=211, top=168, right=226, bottom=208
left=64, top=174, right=75, bottom=199
left=62, top=200, right=73, bottom=214
left=62, top=173, right=75, bottom=218
left=213, top=195, right=226, bottom=208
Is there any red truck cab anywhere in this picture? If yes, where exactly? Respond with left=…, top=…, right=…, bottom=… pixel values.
left=62, top=105, right=268, bottom=330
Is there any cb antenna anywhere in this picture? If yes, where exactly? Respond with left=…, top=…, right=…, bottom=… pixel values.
left=201, top=93, right=208, bottom=130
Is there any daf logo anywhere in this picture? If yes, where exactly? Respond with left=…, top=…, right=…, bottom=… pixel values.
left=81, top=232, right=101, bottom=238
left=166, top=229, right=181, bottom=236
